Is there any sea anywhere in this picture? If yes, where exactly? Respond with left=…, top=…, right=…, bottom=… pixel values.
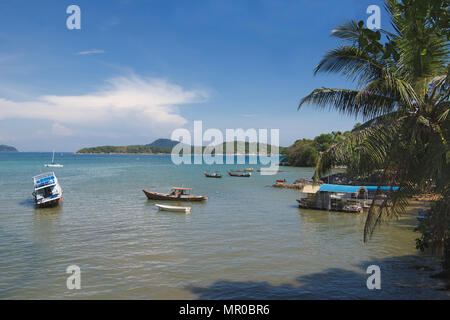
left=0, top=152, right=448, bottom=299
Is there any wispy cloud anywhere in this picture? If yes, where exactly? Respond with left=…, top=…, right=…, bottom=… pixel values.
left=0, top=75, right=207, bottom=138
left=77, top=49, right=105, bottom=55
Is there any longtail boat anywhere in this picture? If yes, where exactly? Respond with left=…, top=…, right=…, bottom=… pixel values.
left=204, top=171, right=222, bottom=178
left=231, top=168, right=254, bottom=172
left=143, top=187, right=207, bottom=201
left=228, top=171, right=251, bottom=177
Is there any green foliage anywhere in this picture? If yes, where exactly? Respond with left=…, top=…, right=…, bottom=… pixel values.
left=76, top=145, right=167, bottom=154
left=146, top=138, right=180, bottom=149
left=301, top=146, right=319, bottom=166
left=76, top=140, right=280, bottom=155
left=415, top=188, right=450, bottom=268
left=298, top=0, right=450, bottom=268
left=220, top=141, right=276, bottom=154
left=284, top=131, right=352, bottom=167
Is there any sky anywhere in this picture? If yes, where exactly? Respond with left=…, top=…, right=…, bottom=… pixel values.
left=0, top=0, right=387, bottom=151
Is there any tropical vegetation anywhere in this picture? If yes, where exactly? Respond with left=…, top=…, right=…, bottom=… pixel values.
left=76, top=139, right=280, bottom=155
left=283, top=126, right=362, bottom=167
left=298, top=0, right=449, bottom=270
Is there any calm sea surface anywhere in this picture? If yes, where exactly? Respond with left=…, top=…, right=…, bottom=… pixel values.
left=0, top=153, right=448, bottom=299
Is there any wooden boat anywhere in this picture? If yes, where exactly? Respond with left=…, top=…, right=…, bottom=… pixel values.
left=204, top=171, right=222, bottom=178
left=155, top=204, right=191, bottom=213
left=228, top=171, right=251, bottom=177
left=143, top=187, right=207, bottom=201
left=231, top=168, right=254, bottom=172
left=32, top=172, right=63, bottom=208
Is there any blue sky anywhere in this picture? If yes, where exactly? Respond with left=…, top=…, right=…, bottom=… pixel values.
left=0, top=0, right=387, bottom=151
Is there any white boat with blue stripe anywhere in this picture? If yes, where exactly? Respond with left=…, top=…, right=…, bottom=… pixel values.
left=32, top=172, right=63, bottom=208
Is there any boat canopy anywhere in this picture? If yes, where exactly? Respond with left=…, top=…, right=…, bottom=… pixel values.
left=33, top=172, right=56, bottom=189
left=171, top=187, right=192, bottom=190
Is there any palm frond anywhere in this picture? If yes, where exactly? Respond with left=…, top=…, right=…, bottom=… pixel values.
left=330, top=20, right=362, bottom=43
left=314, top=46, right=384, bottom=86
left=299, top=87, right=400, bottom=120
left=314, top=116, right=401, bottom=178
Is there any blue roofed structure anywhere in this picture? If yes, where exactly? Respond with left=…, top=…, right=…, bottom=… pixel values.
left=299, top=184, right=400, bottom=212
left=318, top=184, right=400, bottom=193
left=318, top=184, right=364, bottom=193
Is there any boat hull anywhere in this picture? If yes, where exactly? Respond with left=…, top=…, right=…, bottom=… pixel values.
left=35, top=196, right=63, bottom=208
left=143, top=190, right=207, bottom=201
left=204, top=173, right=222, bottom=178
left=228, top=171, right=251, bottom=177
left=155, top=204, right=191, bottom=213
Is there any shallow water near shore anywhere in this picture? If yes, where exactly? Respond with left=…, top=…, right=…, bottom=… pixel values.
left=0, top=153, right=448, bottom=299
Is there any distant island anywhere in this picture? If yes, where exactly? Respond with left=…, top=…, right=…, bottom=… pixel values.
left=76, top=139, right=177, bottom=154
left=0, top=145, right=18, bottom=152
left=76, top=138, right=282, bottom=155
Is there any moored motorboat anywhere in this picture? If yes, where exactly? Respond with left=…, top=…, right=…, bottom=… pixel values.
left=32, top=172, right=63, bottom=208
left=276, top=178, right=286, bottom=183
left=155, top=204, right=191, bottom=213
left=143, top=187, right=207, bottom=201
left=228, top=171, right=251, bottom=177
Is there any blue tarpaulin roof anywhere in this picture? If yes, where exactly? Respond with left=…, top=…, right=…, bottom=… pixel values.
left=365, top=186, right=400, bottom=191
left=318, top=184, right=399, bottom=193
left=319, top=184, right=363, bottom=193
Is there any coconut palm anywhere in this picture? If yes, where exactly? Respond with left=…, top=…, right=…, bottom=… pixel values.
left=298, top=0, right=449, bottom=246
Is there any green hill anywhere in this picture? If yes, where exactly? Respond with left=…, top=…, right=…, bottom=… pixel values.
left=146, top=138, right=180, bottom=149
left=76, top=138, right=181, bottom=154
left=76, top=139, right=282, bottom=155
left=76, top=145, right=156, bottom=154
left=215, top=141, right=280, bottom=154
left=0, top=145, right=18, bottom=152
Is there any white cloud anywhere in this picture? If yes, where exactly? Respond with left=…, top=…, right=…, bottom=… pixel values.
left=0, top=75, right=207, bottom=138
left=77, top=49, right=105, bottom=55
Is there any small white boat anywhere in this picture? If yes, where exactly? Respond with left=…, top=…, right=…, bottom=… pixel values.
left=45, top=150, right=63, bottom=168
left=343, top=204, right=363, bottom=213
left=155, top=204, right=191, bottom=213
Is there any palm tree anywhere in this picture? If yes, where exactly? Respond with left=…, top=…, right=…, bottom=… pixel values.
left=298, top=0, right=449, bottom=252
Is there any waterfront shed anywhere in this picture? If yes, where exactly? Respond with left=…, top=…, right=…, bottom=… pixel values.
left=315, top=184, right=368, bottom=210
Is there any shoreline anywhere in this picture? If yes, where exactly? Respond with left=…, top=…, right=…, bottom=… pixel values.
left=74, top=152, right=281, bottom=156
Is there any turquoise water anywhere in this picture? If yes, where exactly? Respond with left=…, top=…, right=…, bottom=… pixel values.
left=0, top=153, right=448, bottom=299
